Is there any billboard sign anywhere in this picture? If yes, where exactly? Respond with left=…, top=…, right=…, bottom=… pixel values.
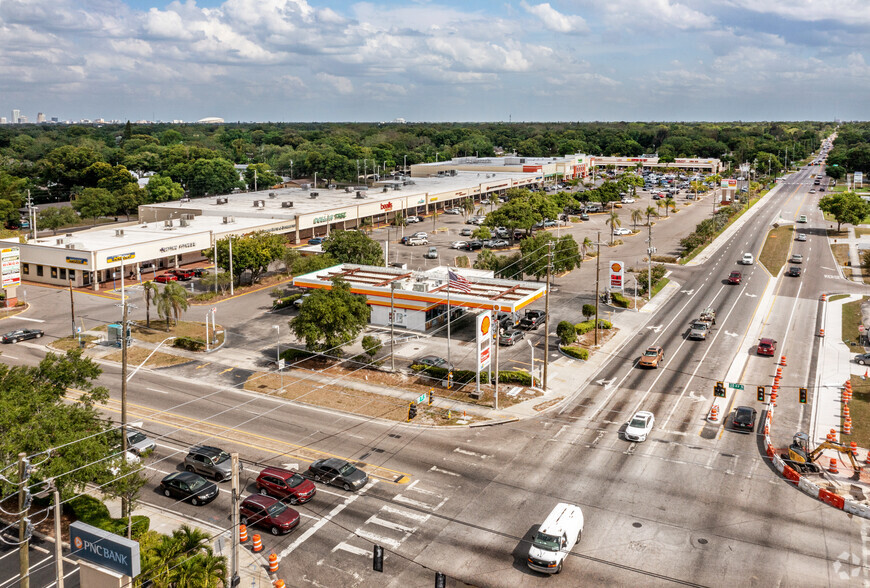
left=609, top=261, right=624, bottom=291
left=70, top=521, right=140, bottom=578
left=476, top=311, right=492, bottom=371
left=1, top=247, right=20, bottom=288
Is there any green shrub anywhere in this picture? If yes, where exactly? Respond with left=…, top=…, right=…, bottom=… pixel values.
left=280, top=348, right=314, bottom=363
left=362, top=335, right=382, bottom=358
left=273, top=294, right=302, bottom=309
left=581, top=304, right=595, bottom=320
left=556, top=320, right=576, bottom=345
left=192, top=291, right=218, bottom=302
left=610, top=292, right=631, bottom=308
left=410, top=364, right=537, bottom=386
left=560, top=346, right=589, bottom=360
left=495, top=371, right=537, bottom=386
left=67, top=495, right=150, bottom=539
left=575, top=319, right=613, bottom=335
left=173, top=336, right=205, bottom=351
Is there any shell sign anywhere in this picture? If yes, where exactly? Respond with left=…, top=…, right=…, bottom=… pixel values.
left=480, top=314, right=491, bottom=338
left=609, top=261, right=624, bottom=291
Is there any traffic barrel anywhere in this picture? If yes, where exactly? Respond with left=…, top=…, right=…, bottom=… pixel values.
left=239, top=524, right=248, bottom=543
left=830, top=458, right=839, bottom=474
left=269, top=553, right=279, bottom=573
left=252, top=534, right=263, bottom=552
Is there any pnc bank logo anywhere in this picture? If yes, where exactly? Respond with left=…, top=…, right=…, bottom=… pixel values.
left=74, top=536, right=83, bottom=549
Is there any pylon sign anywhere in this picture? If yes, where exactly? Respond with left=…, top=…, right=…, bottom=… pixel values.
left=609, top=261, right=624, bottom=291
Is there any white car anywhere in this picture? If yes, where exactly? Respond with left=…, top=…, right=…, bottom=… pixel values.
left=407, top=236, right=428, bottom=246
left=445, top=208, right=463, bottom=215
left=406, top=216, right=423, bottom=223
left=621, top=198, right=635, bottom=204
left=410, top=232, right=428, bottom=239
left=450, top=241, right=468, bottom=249
left=741, top=253, right=754, bottom=265
left=624, top=411, right=655, bottom=442
left=480, top=199, right=491, bottom=204
left=293, top=292, right=311, bottom=308
left=613, top=228, right=632, bottom=236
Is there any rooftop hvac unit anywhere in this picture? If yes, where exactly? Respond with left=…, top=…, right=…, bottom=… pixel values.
left=356, top=191, right=365, bottom=199
left=56, top=238, right=66, bottom=245
left=216, top=197, right=228, bottom=205
left=180, top=197, right=190, bottom=203
left=253, top=200, right=265, bottom=207
left=115, top=229, right=124, bottom=237
left=281, top=201, right=294, bottom=208
left=179, top=219, right=189, bottom=227
left=65, top=243, right=80, bottom=249
left=412, top=282, right=429, bottom=292
left=268, top=192, right=277, bottom=199
left=164, top=220, right=173, bottom=227
left=309, top=192, right=319, bottom=199
left=222, top=216, right=235, bottom=224
left=181, top=213, right=195, bottom=220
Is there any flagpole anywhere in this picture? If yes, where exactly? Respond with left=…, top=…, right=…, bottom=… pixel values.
left=446, top=284, right=451, bottom=368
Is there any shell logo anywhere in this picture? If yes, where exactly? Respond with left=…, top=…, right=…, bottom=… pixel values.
left=480, top=315, right=491, bottom=336
left=74, top=536, right=83, bottom=549
left=611, top=262, right=622, bottom=273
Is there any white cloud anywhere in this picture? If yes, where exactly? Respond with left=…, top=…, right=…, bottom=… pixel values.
left=723, top=0, right=870, bottom=26
left=316, top=72, right=354, bottom=94
left=596, top=0, right=714, bottom=31
left=521, top=1, right=589, bottom=34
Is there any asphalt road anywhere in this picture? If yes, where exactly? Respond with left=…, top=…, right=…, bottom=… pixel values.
left=4, top=166, right=870, bottom=586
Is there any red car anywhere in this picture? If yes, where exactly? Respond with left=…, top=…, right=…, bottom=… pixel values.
left=728, top=271, right=742, bottom=285
left=154, top=273, right=178, bottom=283
left=757, top=338, right=777, bottom=356
left=239, top=494, right=300, bottom=535
left=256, top=467, right=316, bottom=505
left=171, top=269, right=195, bottom=280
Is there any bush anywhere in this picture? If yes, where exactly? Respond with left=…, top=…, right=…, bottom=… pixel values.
left=610, top=292, right=631, bottom=308
left=362, top=335, right=382, bottom=358
left=273, top=294, right=301, bottom=309
left=575, top=319, right=613, bottom=335
left=635, top=264, right=667, bottom=295
left=280, top=348, right=314, bottom=363
left=67, top=495, right=150, bottom=539
left=495, top=370, right=538, bottom=386
left=192, top=291, right=219, bottom=302
left=560, top=346, right=589, bottom=360
left=410, top=364, right=538, bottom=386
left=582, top=304, right=595, bottom=320
left=173, top=336, right=205, bottom=351
left=556, top=320, right=576, bottom=345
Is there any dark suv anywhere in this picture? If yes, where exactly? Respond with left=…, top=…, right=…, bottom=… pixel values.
left=239, top=494, right=300, bottom=535
left=184, top=446, right=237, bottom=482
left=732, top=406, right=757, bottom=431
left=256, top=467, right=317, bottom=504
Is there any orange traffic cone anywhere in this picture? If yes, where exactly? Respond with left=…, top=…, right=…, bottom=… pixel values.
left=830, top=458, right=840, bottom=474
left=239, top=524, right=248, bottom=543
left=780, top=355, right=787, bottom=366
left=822, top=294, right=827, bottom=302
left=819, top=328, right=825, bottom=337
left=269, top=553, right=279, bottom=573
left=274, top=581, right=286, bottom=588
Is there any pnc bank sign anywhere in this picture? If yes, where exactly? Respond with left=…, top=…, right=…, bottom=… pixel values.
left=70, top=521, right=141, bottom=578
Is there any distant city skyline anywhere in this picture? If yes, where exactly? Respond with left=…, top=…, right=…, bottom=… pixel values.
left=1, top=0, right=868, bottom=122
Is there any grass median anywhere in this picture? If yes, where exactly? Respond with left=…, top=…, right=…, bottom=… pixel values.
left=759, top=225, right=793, bottom=276
left=842, top=297, right=868, bottom=352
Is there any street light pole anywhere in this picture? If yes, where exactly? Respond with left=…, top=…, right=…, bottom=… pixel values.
left=594, top=231, right=601, bottom=346
left=273, top=325, right=282, bottom=390
left=527, top=338, right=535, bottom=387
left=390, top=283, right=396, bottom=371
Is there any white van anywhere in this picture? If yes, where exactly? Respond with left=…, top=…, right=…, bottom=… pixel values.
left=527, top=503, right=584, bottom=574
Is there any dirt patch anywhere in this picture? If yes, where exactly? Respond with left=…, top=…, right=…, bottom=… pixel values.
left=841, top=297, right=868, bottom=352
left=831, top=243, right=851, bottom=267
left=576, top=326, right=618, bottom=348
left=49, top=335, right=99, bottom=352
left=104, top=346, right=190, bottom=368
left=759, top=225, right=793, bottom=276
left=533, top=397, right=565, bottom=412
left=844, top=375, right=870, bottom=448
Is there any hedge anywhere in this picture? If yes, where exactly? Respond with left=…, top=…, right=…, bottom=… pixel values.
left=273, top=293, right=302, bottom=309
left=556, top=320, right=576, bottom=345
left=279, top=348, right=314, bottom=363
left=575, top=319, right=613, bottom=335
left=410, top=364, right=538, bottom=386
left=173, top=336, right=205, bottom=351
left=68, top=495, right=150, bottom=539
left=560, top=346, right=589, bottom=360
left=610, top=292, right=631, bottom=308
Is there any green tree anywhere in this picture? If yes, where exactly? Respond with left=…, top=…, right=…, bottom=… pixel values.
left=157, top=281, right=189, bottom=329
left=187, top=158, right=240, bottom=196
left=606, top=211, right=621, bottom=244
left=631, top=208, right=643, bottom=229
left=321, top=230, right=384, bottom=265
left=114, top=184, right=143, bottom=220
left=556, top=320, right=576, bottom=345
left=243, top=163, right=281, bottom=191
left=462, top=197, right=475, bottom=217
left=144, top=174, right=184, bottom=203
left=38, top=206, right=80, bottom=235
left=485, top=190, right=559, bottom=237
left=41, top=145, right=103, bottom=195
left=283, top=249, right=337, bottom=276
left=362, top=334, right=382, bottom=358
left=645, top=205, right=659, bottom=226
left=72, top=187, right=117, bottom=225
left=663, top=196, right=676, bottom=217
left=140, top=525, right=227, bottom=588
left=472, top=226, right=492, bottom=240
left=582, top=304, right=595, bottom=320
left=0, top=171, right=26, bottom=210
left=206, top=232, right=286, bottom=284
left=0, top=350, right=111, bottom=500
left=289, top=277, right=371, bottom=355
left=142, top=281, right=160, bottom=328
left=819, top=192, right=870, bottom=232
left=101, top=454, right=148, bottom=539
left=552, top=234, right=580, bottom=274
left=826, top=165, right=846, bottom=180
left=519, top=231, right=555, bottom=280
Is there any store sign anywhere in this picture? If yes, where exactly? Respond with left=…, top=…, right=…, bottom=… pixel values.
left=106, top=252, right=135, bottom=263
left=609, top=261, right=624, bottom=291
left=65, top=256, right=88, bottom=265
left=476, top=311, right=492, bottom=371
left=70, top=521, right=140, bottom=578
left=313, top=212, right=347, bottom=225
left=380, top=202, right=393, bottom=211
left=159, top=241, right=197, bottom=253
left=1, top=247, right=20, bottom=288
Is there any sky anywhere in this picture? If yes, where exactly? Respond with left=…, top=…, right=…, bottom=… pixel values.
left=1, top=0, right=868, bottom=123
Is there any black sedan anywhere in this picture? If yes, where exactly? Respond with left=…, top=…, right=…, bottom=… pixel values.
left=306, top=458, right=369, bottom=491
left=786, top=266, right=801, bottom=277
left=462, top=240, right=483, bottom=251
left=1, top=329, right=44, bottom=343
left=159, top=472, right=219, bottom=506
left=732, top=406, right=758, bottom=432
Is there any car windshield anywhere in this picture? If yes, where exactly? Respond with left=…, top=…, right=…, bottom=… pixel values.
left=128, top=432, right=147, bottom=444
left=214, top=451, right=231, bottom=464
left=188, top=476, right=209, bottom=491
left=267, top=501, right=288, bottom=517
left=533, top=532, right=561, bottom=552
left=629, top=417, right=647, bottom=428
left=693, top=323, right=707, bottom=330
left=338, top=463, right=357, bottom=476
left=644, top=349, right=658, bottom=357
left=287, top=474, right=305, bottom=487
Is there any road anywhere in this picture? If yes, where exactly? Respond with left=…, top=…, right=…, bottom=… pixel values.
left=3, top=165, right=870, bottom=586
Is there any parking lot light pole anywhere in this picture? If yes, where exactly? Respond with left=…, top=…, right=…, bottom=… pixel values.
left=390, top=283, right=396, bottom=372
left=527, top=338, right=535, bottom=387
left=273, top=325, right=283, bottom=390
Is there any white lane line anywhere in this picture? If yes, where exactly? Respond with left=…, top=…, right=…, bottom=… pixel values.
left=549, top=424, right=568, bottom=441
left=278, top=480, right=376, bottom=559
left=1, top=355, right=17, bottom=360
left=405, top=481, right=442, bottom=497
left=355, top=529, right=400, bottom=549
left=11, top=317, right=45, bottom=323
left=428, top=465, right=460, bottom=477
left=381, top=504, right=431, bottom=523
left=366, top=515, right=416, bottom=534
left=331, top=541, right=371, bottom=557
left=147, top=387, right=168, bottom=394
left=453, top=448, right=491, bottom=459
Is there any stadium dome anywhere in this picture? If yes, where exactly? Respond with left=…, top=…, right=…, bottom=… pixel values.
left=196, top=117, right=225, bottom=123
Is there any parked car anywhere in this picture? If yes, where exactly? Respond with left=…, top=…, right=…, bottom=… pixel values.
left=499, top=329, right=525, bottom=346
left=410, top=232, right=428, bottom=239
left=256, top=466, right=317, bottom=504
left=741, top=253, right=754, bottom=265
left=613, top=228, right=632, bottom=236
left=306, top=458, right=369, bottom=491
left=1, top=329, right=44, bottom=343
left=424, top=247, right=438, bottom=259
left=638, top=346, right=664, bottom=368
left=159, top=471, right=218, bottom=506
left=450, top=241, right=468, bottom=250
left=155, top=273, right=178, bottom=283
left=732, top=406, right=757, bottom=432
left=445, top=208, right=463, bottom=215
left=624, top=411, right=655, bottom=442
left=193, top=267, right=206, bottom=277
left=786, top=266, right=802, bottom=277
left=239, top=494, right=300, bottom=535
left=579, top=213, right=590, bottom=221
left=171, top=268, right=195, bottom=280
left=489, top=239, right=510, bottom=248
left=307, top=237, right=325, bottom=245
left=496, top=312, right=517, bottom=330
left=757, top=338, right=777, bottom=356
left=413, top=355, right=454, bottom=371
left=406, top=236, right=428, bottom=246
left=519, top=310, right=546, bottom=330
left=406, top=215, right=423, bottom=223
left=789, top=254, right=803, bottom=264
left=621, top=198, right=636, bottom=204
left=463, top=240, right=483, bottom=251
left=126, top=429, right=156, bottom=455
left=855, top=353, right=870, bottom=366
left=460, top=227, right=473, bottom=236
left=184, top=445, right=237, bottom=482
left=728, top=271, right=742, bottom=285
left=480, top=198, right=491, bottom=204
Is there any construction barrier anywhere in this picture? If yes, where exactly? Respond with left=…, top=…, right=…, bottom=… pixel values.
left=822, top=293, right=827, bottom=302
left=269, top=553, right=279, bottom=574
left=766, top=443, right=776, bottom=459
left=798, top=476, right=820, bottom=497
left=772, top=454, right=786, bottom=474
left=783, top=464, right=801, bottom=483
left=819, top=328, right=825, bottom=337
left=252, top=534, right=264, bottom=553
left=844, top=500, right=870, bottom=518
left=239, top=524, right=248, bottom=543
left=819, top=488, right=846, bottom=510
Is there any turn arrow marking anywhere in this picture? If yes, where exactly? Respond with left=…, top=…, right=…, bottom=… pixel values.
left=744, top=293, right=757, bottom=298
left=647, top=324, right=663, bottom=333
left=681, top=289, right=695, bottom=295
left=724, top=331, right=739, bottom=337
left=596, top=378, right=615, bottom=390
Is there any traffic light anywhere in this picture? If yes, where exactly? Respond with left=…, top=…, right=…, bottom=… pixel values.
left=435, top=572, right=446, bottom=588
left=714, top=381, right=726, bottom=397
left=408, top=402, right=418, bottom=421
left=757, top=386, right=765, bottom=402
left=428, top=388, right=434, bottom=406
left=447, top=371, right=453, bottom=390
left=373, top=545, right=384, bottom=572
left=799, top=387, right=808, bottom=404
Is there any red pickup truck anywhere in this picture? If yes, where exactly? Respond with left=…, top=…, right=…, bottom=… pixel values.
left=171, top=269, right=195, bottom=280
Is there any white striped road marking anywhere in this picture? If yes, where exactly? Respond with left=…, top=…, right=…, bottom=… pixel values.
left=365, top=515, right=416, bottom=534
left=392, top=495, right=432, bottom=510
left=355, top=529, right=400, bottom=549
left=380, top=505, right=430, bottom=523
left=278, top=480, right=376, bottom=559
left=147, top=387, right=168, bottom=394
left=453, top=448, right=491, bottom=458
left=405, top=479, right=442, bottom=496
left=331, top=542, right=371, bottom=557
left=428, top=465, right=460, bottom=477
left=11, top=317, right=45, bottom=323
left=549, top=424, right=568, bottom=441
left=1, top=355, right=17, bottom=360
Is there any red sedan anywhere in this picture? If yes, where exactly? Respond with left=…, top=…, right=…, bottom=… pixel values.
left=757, top=338, right=777, bottom=356
left=728, top=271, right=742, bottom=285
left=154, top=273, right=178, bottom=284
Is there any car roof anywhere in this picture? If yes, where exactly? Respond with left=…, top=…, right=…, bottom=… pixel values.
left=189, top=445, right=224, bottom=457
left=735, top=406, right=755, bottom=413
left=759, top=338, right=775, bottom=344
left=242, top=493, right=278, bottom=508
left=321, top=457, right=349, bottom=469
left=260, top=466, right=298, bottom=479
left=167, top=471, right=206, bottom=484
left=633, top=411, right=654, bottom=419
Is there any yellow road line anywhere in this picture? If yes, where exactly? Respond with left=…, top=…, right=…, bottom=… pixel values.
left=195, top=362, right=211, bottom=370
left=219, top=367, right=233, bottom=374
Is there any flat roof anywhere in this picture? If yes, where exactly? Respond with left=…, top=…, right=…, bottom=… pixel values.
left=141, top=169, right=539, bottom=220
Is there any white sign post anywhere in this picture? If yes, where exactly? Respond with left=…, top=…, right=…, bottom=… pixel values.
left=475, top=311, right=492, bottom=399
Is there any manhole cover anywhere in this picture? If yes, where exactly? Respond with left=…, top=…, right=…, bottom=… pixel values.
left=632, top=522, right=642, bottom=528
left=698, top=538, right=708, bottom=545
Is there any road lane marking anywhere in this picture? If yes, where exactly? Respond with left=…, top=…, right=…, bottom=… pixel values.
left=453, top=447, right=490, bottom=458
left=355, top=529, right=401, bottom=549
left=219, top=367, right=233, bottom=374
left=332, top=541, right=370, bottom=556
left=428, top=465, right=460, bottom=477
left=147, top=387, right=168, bottom=394
left=365, top=515, right=416, bottom=534
left=392, top=495, right=432, bottom=510
left=195, top=362, right=211, bottom=369
left=381, top=505, right=431, bottom=523
left=10, top=317, right=45, bottom=323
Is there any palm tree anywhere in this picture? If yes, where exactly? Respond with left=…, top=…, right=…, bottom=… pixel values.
left=582, top=236, right=594, bottom=258
left=157, top=282, right=189, bottom=330
left=606, top=211, right=621, bottom=245
left=663, top=197, right=676, bottom=217
left=462, top=197, right=474, bottom=218
left=631, top=208, right=643, bottom=230
left=142, top=281, right=160, bottom=328
left=645, top=205, right=659, bottom=227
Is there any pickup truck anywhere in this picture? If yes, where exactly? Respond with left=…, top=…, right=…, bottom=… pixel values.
left=171, top=268, right=195, bottom=280
left=519, top=310, right=546, bottom=330
left=688, top=307, right=715, bottom=340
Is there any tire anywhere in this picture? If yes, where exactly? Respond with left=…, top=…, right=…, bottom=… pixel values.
left=859, top=359, right=867, bottom=366
left=259, top=487, right=269, bottom=496
left=577, top=530, right=582, bottom=543
left=36, top=333, right=42, bottom=338
left=343, top=483, right=351, bottom=491
left=185, top=465, right=195, bottom=473
left=191, top=497, right=200, bottom=507
left=271, top=527, right=280, bottom=536
left=164, top=489, right=171, bottom=497
left=214, top=472, right=224, bottom=482
left=314, top=474, right=321, bottom=482
left=555, top=561, right=562, bottom=574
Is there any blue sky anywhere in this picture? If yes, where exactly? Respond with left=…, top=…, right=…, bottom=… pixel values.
left=1, top=0, right=868, bottom=123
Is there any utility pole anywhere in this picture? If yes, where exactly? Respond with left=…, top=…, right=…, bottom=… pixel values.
left=120, top=299, right=129, bottom=532
left=19, top=452, right=29, bottom=588
left=53, top=485, right=64, bottom=588
left=390, top=284, right=395, bottom=371
left=647, top=222, right=653, bottom=301
left=228, top=236, right=234, bottom=296
left=230, top=453, right=240, bottom=588
left=68, top=280, right=76, bottom=338
left=543, top=241, right=552, bottom=391
left=594, top=232, right=600, bottom=346
left=253, top=168, right=258, bottom=193
left=493, top=328, right=499, bottom=410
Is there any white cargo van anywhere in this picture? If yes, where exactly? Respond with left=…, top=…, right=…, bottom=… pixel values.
left=527, top=503, right=584, bottom=574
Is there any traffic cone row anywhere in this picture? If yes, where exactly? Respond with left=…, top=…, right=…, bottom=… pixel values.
left=780, top=355, right=787, bottom=366
left=776, top=367, right=783, bottom=378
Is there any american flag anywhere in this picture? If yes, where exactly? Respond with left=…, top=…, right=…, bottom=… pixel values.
left=448, top=269, right=471, bottom=293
